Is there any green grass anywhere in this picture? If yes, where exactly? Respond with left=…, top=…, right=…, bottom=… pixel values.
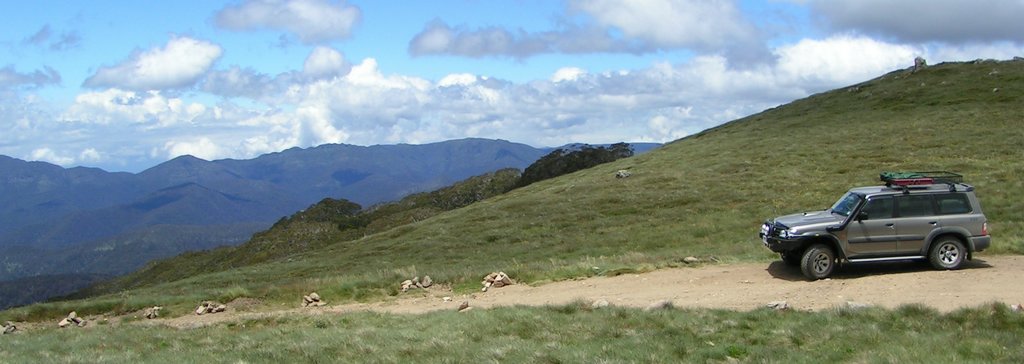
left=2, top=303, right=1022, bottom=363
left=5, top=60, right=1024, bottom=322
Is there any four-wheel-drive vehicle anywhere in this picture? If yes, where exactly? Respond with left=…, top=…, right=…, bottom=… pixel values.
left=760, top=172, right=991, bottom=280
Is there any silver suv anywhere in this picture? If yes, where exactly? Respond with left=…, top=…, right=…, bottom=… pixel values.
left=760, top=172, right=991, bottom=280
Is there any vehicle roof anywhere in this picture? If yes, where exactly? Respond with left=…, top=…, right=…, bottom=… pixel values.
left=849, top=183, right=974, bottom=197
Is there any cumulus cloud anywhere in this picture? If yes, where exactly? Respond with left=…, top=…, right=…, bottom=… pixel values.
left=215, top=0, right=362, bottom=44
left=303, top=46, right=351, bottom=79
left=774, top=35, right=920, bottom=88
left=410, top=0, right=770, bottom=64
left=61, top=88, right=208, bottom=127
left=809, top=0, right=1024, bottom=44
left=83, top=36, right=223, bottom=91
left=0, top=65, right=61, bottom=90
left=162, top=137, right=225, bottom=160
left=29, top=147, right=75, bottom=166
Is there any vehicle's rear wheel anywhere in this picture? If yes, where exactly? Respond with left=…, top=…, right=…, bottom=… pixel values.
left=929, top=236, right=966, bottom=270
left=781, top=251, right=801, bottom=266
left=800, top=244, right=835, bottom=280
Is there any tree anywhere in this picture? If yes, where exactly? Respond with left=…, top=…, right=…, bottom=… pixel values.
left=515, top=143, right=634, bottom=188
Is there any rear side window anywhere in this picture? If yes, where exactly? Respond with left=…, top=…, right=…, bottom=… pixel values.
left=936, top=193, right=972, bottom=214
left=897, top=195, right=934, bottom=217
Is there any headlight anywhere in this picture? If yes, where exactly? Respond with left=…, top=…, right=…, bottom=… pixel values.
left=779, top=229, right=795, bottom=239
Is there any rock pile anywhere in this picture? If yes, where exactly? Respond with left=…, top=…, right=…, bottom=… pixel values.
left=481, top=272, right=512, bottom=292
left=143, top=306, right=162, bottom=319
left=400, top=276, right=433, bottom=292
left=58, top=311, right=86, bottom=328
left=615, top=170, right=631, bottom=178
left=2, top=321, right=15, bottom=334
left=302, top=292, right=326, bottom=307
left=194, top=301, right=227, bottom=315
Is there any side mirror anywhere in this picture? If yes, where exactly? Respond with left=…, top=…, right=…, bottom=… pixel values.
left=857, top=211, right=869, bottom=221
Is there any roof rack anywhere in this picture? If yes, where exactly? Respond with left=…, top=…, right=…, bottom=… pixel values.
left=880, top=171, right=963, bottom=192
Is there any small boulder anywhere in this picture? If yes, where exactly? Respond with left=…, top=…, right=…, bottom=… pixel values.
left=303, top=292, right=325, bottom=307
left=591, top=299, right=610, bottom=309
left=420, top=275, right=433, bottom=288
left=844, top=301, right=871, bottom=310
left=143, top=306, right=162, bottom=319
left=683, top=256, right=700, bottom=264
left=58, top=318, right=72, bottom=328
left=615, top=170, right=631, bottom=179
left=766, top=301, right=789, bottom=310
left=400, top=279, right=415, bottom=292
left=645, top=299, right=673, bottom=311
left=1011, top=303, right=1022, bottom=312
left=2, top=321, right=16, bottom=335
left=457, top=301, right=470, bottom=312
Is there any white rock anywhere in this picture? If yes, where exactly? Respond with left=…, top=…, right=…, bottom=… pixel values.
left=645, top=299, right=673, bottom=311
left=591, top=299, right=610, bottom=309
left=766, top=301, right=789, bottom=310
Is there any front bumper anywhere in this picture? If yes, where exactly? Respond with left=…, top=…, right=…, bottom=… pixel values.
left=761, top=235, right=805, bottom=253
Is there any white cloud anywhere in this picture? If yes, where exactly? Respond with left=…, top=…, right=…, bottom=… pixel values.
left=774, top=35, right=920, bottom=87
left=551, top=67, right=586, bottom=82
left=83, top=36, right=223, bottom=91
left=29, top=147, right=74, bottom=166
left=78, top=148, right=103, bottom=162
left=62, top=88, right=208, bottom=127
left=438, top=73, right=477, bottom=87
left=303, top=46, right=350, bottom=79
left=215, top=0, right=361, bottom=44
left=162, top=137, right=225, bottom=160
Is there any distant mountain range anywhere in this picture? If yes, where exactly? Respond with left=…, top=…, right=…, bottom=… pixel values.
left=0, top=138, right=658, bottom=307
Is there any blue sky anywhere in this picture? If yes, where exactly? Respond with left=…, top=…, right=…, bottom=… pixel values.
left=2, top=0, right=1023, bottom=172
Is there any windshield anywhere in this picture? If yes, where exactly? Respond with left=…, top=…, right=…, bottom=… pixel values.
left=829, top=192, right=862, bottom=217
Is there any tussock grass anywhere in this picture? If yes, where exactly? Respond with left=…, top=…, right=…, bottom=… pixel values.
left=2, top=304, right=1022, bottom=363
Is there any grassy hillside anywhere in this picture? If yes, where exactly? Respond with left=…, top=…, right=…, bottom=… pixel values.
left=4, top=60, right=1023, bottom=321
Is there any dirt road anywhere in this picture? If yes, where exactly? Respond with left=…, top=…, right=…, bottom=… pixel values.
left=154, top=255, right=1024, bottom=328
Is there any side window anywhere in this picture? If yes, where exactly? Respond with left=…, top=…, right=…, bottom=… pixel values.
left=860, top=197, right=893, bottom=220
left=896, top=195, right=935, bottom=217
left=935, top=193, right=972, bottom=215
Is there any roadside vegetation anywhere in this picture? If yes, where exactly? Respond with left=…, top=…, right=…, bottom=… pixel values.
left=2, top=303, right=1022, bottom=363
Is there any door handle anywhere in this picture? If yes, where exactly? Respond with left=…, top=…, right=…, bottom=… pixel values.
left=885, top=223, right=895, bottom=228
left=929, top=221, right=938, bottom=225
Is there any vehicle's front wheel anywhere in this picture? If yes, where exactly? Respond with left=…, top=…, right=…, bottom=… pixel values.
left=800, top=244, right=835, bottom=280
left=781, top=251, right=801, bottom=266
left=929, top=237, right=966, bottom=270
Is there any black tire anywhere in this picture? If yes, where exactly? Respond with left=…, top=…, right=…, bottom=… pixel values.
left=781, top=251, right=802, bottom=266
left=800, top=244, right=835, bottom=280
left=929, top=236, right=966, bottom=270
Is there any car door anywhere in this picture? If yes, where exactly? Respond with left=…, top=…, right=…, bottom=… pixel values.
left=845, top=196, right=898, bottom=257
left=894, top=194, right=937, bottom=254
